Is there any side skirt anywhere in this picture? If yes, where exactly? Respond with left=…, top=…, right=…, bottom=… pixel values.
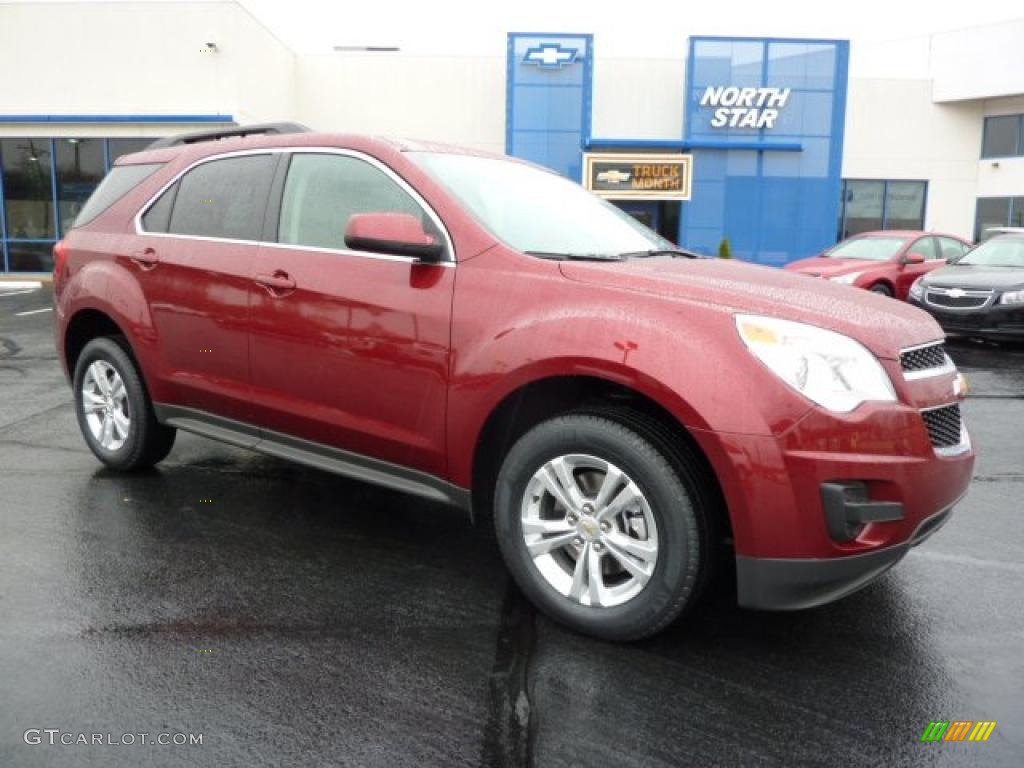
left=154, top=404, right=472, bottom=513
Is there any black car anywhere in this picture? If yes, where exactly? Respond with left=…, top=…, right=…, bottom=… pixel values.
left=909, top=234, right=1024, bottom=341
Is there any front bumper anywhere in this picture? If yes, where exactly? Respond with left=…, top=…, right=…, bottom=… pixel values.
left=909, top=296, right=1024, bottom=340
left=736, top=504, right=955, bottom=610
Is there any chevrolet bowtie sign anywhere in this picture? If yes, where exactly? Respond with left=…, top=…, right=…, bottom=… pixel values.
left=583, top=153, right=693, bottom=200
left=522, top=43, right=578, bottom=68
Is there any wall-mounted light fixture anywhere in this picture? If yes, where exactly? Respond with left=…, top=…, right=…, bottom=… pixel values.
left=333, top=45, right=400, bottom=52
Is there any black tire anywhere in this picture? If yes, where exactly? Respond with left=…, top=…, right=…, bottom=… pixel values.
left=870, top=283, right=893, bottom=297
left=73, top=337, right=176, bottom=471
left=494, top=413, right=706, bottom=641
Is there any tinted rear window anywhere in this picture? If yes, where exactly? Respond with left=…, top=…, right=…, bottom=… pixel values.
left=72, top=163, right=163, bottom=228
left=168, top=154, right=275, bottom=241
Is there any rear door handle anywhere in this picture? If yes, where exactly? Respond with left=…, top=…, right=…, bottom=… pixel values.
left=254, top=271, right=296, bottom=294
left=130, top=247, right=159, bottom=268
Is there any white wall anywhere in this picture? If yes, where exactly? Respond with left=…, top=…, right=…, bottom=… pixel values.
left=294, top=53, right=505, bottom=153
left=0, top=0, right=295, bottom=137
left=931, top=20, right=1024, bottom=103
left=591, top=58, right=685, bottom=141
left=842, top=78, right=982, bottom=239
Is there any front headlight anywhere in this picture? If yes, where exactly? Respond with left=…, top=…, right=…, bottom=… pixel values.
left=829, top=272, right=862, bottom=285
left=909, top=278, right=925, bottom=300
left=999, top=289, right=1024, bottom=305
left=735, top=315, right=897, bottom=413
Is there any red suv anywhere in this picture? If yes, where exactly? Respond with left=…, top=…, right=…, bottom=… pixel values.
left=54, top=125, right=974, bottom=641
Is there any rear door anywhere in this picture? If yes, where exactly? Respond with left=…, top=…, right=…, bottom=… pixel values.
left=133, top=152, right=278, bottom=426
left=247, top=150, right=455, bottom=477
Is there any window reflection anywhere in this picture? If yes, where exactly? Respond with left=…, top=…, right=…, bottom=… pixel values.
left=56, top=138, right=105, bottom=235
left=1, top=138, right=55, bottom=240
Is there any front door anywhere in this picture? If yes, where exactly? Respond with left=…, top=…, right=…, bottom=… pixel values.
left=248, top=151, right=454, bottom=478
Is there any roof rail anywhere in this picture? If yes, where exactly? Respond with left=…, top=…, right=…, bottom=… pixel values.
left=146, top=122, right=312, bottom=150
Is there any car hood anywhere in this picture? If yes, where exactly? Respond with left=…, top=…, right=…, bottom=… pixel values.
left=560, top=257, right=941, bottom=359
left=784, top=256, right=880, bottom=278
left=922, top=264, right=1024, bottom=290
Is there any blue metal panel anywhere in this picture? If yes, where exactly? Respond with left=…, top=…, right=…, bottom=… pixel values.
left=0, top=114, right=234, bottom=124
left=0, top=142, right=6, bottom=273
left=680, top=36, right=849, bottom=265
left=507, top=33, right=593, bottom=180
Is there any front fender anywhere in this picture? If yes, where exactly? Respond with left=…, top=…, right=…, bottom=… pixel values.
left=445, top=250, right=812, bottom=486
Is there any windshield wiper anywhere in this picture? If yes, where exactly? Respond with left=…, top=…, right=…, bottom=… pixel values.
left=617, top=248, right=699, bottom=260
left=525, top=251, right=626, bottom=262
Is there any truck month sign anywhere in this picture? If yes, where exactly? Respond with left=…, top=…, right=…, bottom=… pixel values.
left=583, top=153, right=693, bottom=200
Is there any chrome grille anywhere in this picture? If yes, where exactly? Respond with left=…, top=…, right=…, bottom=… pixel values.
left=925, top=288, right=991, bottom=310
left=921, top=404, right=962, bottom=449
left=900, top=342, right=947, bottom=373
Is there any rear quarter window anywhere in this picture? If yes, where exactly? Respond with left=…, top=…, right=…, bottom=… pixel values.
left=72, top=163, right=163, bottom=228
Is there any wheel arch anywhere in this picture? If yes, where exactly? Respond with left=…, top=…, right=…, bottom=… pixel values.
left=468, top=373, right=731, bottom=543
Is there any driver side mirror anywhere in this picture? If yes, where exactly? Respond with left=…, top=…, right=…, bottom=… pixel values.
left=344, top=212, right=445, bottom=262
left=903, top=252, right=926, bottom=265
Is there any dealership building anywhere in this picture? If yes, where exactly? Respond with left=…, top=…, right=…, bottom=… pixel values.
left=2, top=1, right=1023, bottom=274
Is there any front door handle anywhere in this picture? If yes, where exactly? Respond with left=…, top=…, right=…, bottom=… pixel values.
left=254, top=271, right=297, bottom=294
left=130, top=247, right=159, bottom=268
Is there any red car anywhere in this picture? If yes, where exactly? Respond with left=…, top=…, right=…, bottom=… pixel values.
left=786, top=231, right=972, bottom=300
left=53, top=125, right=974, bottom=641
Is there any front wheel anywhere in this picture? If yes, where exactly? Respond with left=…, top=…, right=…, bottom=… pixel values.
left=493, top=413, right=705, bottom=641
left=870, top=283, right=893, bottom=297
left=73, top=337, right=176, bottom=471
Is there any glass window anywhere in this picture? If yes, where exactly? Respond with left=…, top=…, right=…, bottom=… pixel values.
left=981, top=115, right=1022, bottom=158
left=74, top=163, right=162, bottom=228
left=936, top=237, right=968, bottom=261
left=1012, top=197, right=1024, bottom=228
left=169, top=155, right=275, bottom=241
left=141, top=181, right=177, bottom=233
left=278, top=153, right=428, bottom=251
left=884, top=181, right=926, bottom=230
left=826, top=236, right=909, bottom=261
left=838, top=179, right=927, bottom=239
left=55, top=139, right=107, bottom=235
left=108, top=138, right=156, bottom=165
left=959, top=236, right=1024, bottom=268
left=975, top=197, right=1012, bottom=241
left=411, top=152, right=673, bottom=257
left=908, top=237, right=938, bottom=260
left=6, top=242, right=54, bottom=272
left=840, top=180, right=884, bottom=238
left=1, top=138, right=55, bottom=239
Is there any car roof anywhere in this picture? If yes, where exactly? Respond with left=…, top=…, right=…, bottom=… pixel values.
left=853, top=230, right=967, bottom=241
left=115, top=131, right=514, bottom=168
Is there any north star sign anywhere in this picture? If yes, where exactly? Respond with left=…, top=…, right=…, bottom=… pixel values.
left=700, top=86, right=792, bottom=129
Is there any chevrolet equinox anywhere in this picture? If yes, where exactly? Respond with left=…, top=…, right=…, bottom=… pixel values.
left=53, top=124, right=974, bottom=641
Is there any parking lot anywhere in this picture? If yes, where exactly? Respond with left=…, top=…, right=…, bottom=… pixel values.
left=1, top=283, right=1021, bottom=767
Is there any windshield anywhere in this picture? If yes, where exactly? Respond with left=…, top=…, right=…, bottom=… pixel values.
left=825, top=236, right=909, bottom=262
left=958, top=236, right=1024, bottom=268
left=410, top=152, right=674, bottom=258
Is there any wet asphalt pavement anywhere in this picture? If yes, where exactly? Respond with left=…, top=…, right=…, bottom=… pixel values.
left=1, top=284, right=1022, bottom=767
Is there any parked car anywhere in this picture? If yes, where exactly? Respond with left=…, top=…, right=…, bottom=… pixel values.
left=785, top=231, right=971, bottom=300
left=53, top=124, right=974, bottom=641
left=909, top=233, right=1024, bottom=341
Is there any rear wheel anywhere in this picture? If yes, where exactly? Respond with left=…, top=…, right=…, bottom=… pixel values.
left=494, top=413, right=706, bottom=641
left=73, top=337, right=176, bottom=471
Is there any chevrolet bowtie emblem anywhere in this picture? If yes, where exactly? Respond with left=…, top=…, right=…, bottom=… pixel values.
left=596, top=170, right=631, bottom=184
left=947, top=288, right=966, bottom=299
left=522, top=43, right=578, bottom=69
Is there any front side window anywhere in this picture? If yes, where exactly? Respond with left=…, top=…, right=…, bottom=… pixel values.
left=167, top=154, right=275, bottom=241
left=410, top=152, right=673, bottom=257
left=937, top=237, right=968, bottom=261
left=278, top=153, right=430, bottom=252
left=909, top=237, right=938, bottom=261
